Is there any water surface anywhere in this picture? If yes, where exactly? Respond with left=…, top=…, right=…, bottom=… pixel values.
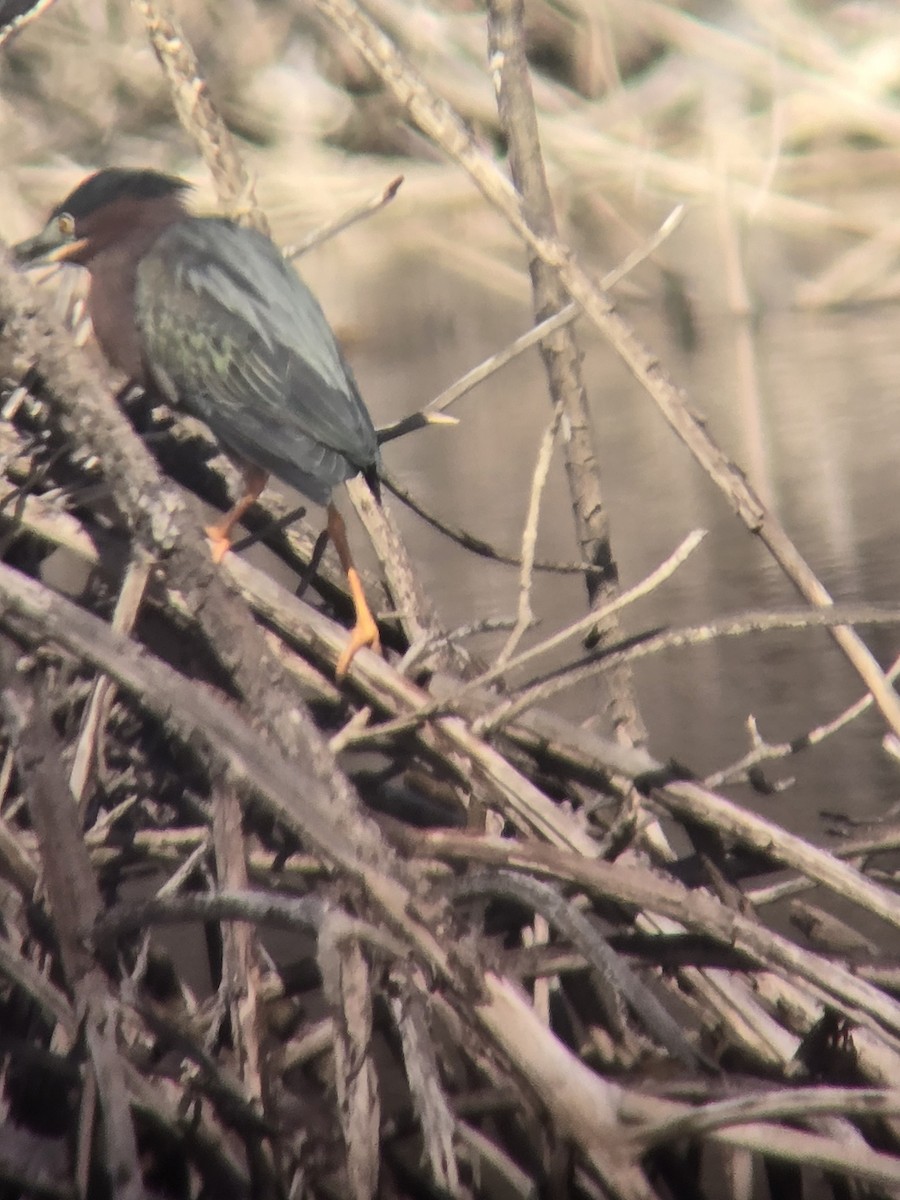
left=341, top=253, right=900, bottom=835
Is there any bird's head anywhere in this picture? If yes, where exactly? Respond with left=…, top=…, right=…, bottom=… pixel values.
left=13, top=168, right=191, bottom=268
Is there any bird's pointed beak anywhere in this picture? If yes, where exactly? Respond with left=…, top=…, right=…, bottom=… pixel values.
left=13, top=223, right=88, bottom=266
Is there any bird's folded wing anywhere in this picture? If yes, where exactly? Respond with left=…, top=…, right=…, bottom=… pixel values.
left=134, top=218, right=377, bottom=472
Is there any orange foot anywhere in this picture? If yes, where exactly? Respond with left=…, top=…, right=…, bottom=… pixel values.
left=335, top=615, right=381, bottom=681
left=204, top=524, right=232, bottom=565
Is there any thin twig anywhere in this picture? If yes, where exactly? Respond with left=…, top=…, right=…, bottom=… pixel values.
left=375, top=409, right=459, bottom=445
left=71, top=554, right=152, bottom=814
left=284, top=175, right=404, bottom=259
left=316, top=528, right=706, bottom=745
left=398, top=614, right=537, bottom=676
left=424, top=305, right=581, bottom=417
left=423, top=203, right=685, bottom=420
left=380, top=468, right=602, bottom=574
left=480, top=603, right=900, bottom=735
left=479, top=530, right=707, bottom=692
left=495, top=401, right=563, bottom=670
left=705, top=651, right=900, bottom=789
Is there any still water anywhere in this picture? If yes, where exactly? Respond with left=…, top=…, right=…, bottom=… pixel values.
left=330, top=249, right=900, bottom=838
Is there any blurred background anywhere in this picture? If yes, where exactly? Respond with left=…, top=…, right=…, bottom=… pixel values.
left=4, top=0, right=900, bottom=832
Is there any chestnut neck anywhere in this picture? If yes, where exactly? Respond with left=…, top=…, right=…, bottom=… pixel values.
left=80, top=194, right=187, bottom=382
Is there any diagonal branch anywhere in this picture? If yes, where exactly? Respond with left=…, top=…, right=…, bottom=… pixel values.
left=131, top=0, right=267, bottom=231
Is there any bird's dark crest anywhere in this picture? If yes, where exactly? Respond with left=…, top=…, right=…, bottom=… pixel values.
left=51, top=168, right=190, bottom=221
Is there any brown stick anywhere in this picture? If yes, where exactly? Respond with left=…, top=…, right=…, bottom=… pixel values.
left=210, top=785, right=272, bottom=1193
left=486, top=0, right=645, bottom=743
left=131, top=0, right=268, bottom=233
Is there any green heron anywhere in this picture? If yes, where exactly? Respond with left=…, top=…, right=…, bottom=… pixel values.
left=14, top=167, right=381, bottom=678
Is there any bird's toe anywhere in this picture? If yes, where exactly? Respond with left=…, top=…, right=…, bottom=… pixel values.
left=205, top=524, right=232, bottom=564
left=335, top=617, right=381, bottom=681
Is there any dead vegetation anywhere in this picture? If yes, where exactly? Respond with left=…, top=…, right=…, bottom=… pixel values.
left=3, top=1, right=900, bottom=1198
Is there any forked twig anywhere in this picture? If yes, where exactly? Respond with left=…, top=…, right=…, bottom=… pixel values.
left=705, top=651, right=900, bottom=789
left=335, top=529, right=705, bottom=745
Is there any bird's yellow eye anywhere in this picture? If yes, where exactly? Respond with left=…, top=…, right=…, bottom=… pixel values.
left=57, top=212, right=75, bottom=238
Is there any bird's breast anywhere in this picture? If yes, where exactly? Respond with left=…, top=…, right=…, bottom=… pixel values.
left=87, top=249, right=150, bottom=384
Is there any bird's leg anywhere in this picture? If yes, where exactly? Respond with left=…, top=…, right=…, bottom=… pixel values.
left=206, top=466, right=268, bottom=564
left=327, top=502, right=380, bottom=679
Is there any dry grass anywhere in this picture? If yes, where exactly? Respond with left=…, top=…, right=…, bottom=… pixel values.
left=5, top=0, right=900, bottom=304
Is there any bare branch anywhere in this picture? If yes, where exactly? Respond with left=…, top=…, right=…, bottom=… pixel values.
left=448, top=870, right=710, bottom=1072
left=284, top=175, right=404, bottom=259
left=423, top=203, right=685, bottom=421
left=131, top=0, right=267, bottom=230
left=494, top=401, right=562, bottom=670
left=0, top=0, right=59, bottom=49
left=482, top=602, right=900, bottom=734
